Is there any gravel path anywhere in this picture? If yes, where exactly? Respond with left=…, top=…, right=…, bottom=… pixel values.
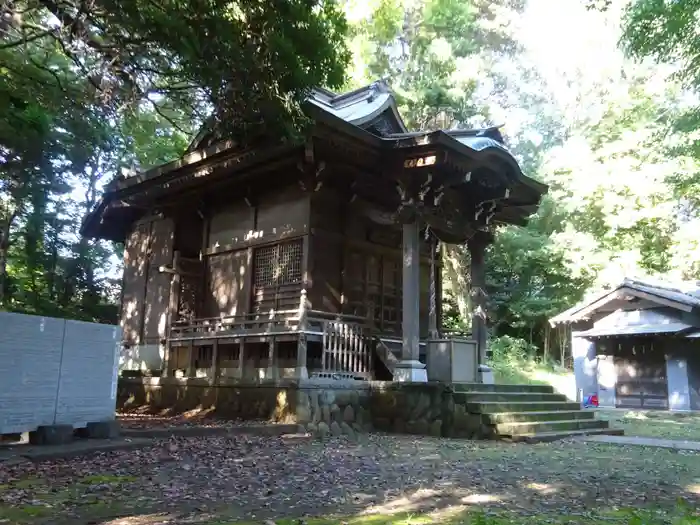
left=1, top=433, right=699, bottom=524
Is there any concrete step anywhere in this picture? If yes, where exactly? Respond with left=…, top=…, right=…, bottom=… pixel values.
left=486, top=410, right=596, bottom=424
left=452, top=383, right=555, bottom=394
left=457, top=391, right=569, bottom=403
left=467, top=401, right=582, bottom=413
left=506, top=427, right=625, bottom=444
left=495, top=418, right=608, bottom=436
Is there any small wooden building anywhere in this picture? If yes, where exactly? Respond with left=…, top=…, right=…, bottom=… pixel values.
left=83, top=81, right=546, bottom=382
left=550, top=277, right=700, bottom=410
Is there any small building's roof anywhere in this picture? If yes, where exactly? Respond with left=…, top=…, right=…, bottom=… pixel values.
left=578, top=322, right=693, bottom=338
left=574, top=308, right=696, bottom=338
left=550, top=277, right=700, bottom=326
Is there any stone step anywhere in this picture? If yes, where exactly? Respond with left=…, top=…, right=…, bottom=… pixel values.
left=485, top=410, right=595, bottom=424
left=467, top=401, right=582, bottom=413
left=505, top=427, right=625, bottom=444
left=495, top=418, right=608, bottom=436
left=457, top=391, right=569, bottom=403
left=451, top=383, right=555, bottom=394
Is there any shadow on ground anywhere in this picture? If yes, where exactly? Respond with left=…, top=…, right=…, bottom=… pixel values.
left=1, top=434, right=699, bottom=524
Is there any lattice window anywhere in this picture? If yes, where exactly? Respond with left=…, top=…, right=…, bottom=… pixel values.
left=253, top=240, right=303, bottom=288
left=279, top=241, right=302, bottom=284
left=254, top=245, right=277, bottom=288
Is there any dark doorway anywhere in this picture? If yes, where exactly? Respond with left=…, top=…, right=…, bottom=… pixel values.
left=612, top=338, right=668, bottom=409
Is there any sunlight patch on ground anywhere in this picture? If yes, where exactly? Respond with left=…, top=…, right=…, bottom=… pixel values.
left=364, top=489, right=444, bottom=515
left=524, top=368, right=576, bottom=400
left=100, top=514, right=174, bottom=525
left=524, top=482, right=558, bottom=495
left=460, top=494, right=502, bottom=504
left=686, top=483, right=700, bottom=495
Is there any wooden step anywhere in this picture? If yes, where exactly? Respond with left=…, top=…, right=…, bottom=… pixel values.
left=495, top=418, right=608, bottom=436
left=486, top=410, right=595, bottom=424
left=505, top=427, right=625, bottom=444
left=458, top=391, right=569, bottom=403
left=466, top=401, right=582, bottom=413
left=451, top=383, right=555, bottom=394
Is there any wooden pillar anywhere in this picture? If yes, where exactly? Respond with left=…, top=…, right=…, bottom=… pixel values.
left=395, top=220, right=427, bottom=382
left=296, top=289, right=309, bottom=378
left=162, top=251, right=181, bottom=377
left=468, top=231, right=493, bottom=365
left=428, top=233, right=439, bottom=339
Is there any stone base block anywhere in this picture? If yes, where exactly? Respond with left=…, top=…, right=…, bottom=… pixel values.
left=393, top=360, right=428, bottom=382
left=29, top=424, right=74, bottom=446
left=85, top=420, right=121, bottom=439
left=478, top=365, right=494, bottom=384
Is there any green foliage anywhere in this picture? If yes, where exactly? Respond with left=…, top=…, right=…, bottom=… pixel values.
left=2, top=0, right=350, bottom=143
left=486, top=197, right=593, bottom=347
left=0, top=0, right=351, bottom=321
left=344, top=0, right=485, bottom=129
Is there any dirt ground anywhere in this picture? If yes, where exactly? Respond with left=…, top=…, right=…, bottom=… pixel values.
left=1, top=429, right=699, bottom=525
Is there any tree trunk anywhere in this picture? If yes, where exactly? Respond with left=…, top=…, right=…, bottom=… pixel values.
left=0, top=244, right=7, bottom=306
left=443, top=244, right=470, bottom=323
left=0, top=210, right=17, bottom=306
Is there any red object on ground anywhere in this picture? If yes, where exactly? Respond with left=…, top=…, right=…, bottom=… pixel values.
left=590, top=394, right=599, bottom=407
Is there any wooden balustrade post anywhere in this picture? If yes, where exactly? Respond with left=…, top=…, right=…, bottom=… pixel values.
left=186, top=340, right=195, bottom=378
left=321, top=320, right=330, bottom=373
left=296, top=290, right=309, bottom=379
left=266, top=337, right=277, bottom=379
left=210, top=339, right=219, bottom=384
left=237, top=340, right=246, bottom=379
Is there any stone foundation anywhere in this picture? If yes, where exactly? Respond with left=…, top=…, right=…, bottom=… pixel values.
left=370, top=383, right=448, bottom=436
left=118, top=378, right=372, bottom=439
left=117, top=379, right=488, bottom=439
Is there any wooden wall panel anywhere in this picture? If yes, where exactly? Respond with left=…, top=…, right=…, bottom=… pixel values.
left=175, top=210, right=204, bottom=257
left=257, top=186, right=309, bottom=241
left=142, top=218, right=175, bottom=342
left=308, top=235, right=342, bottom=312
left=121, top=217, right=175, bottom=344
left=121, top=222, right=150, bottom=344
left=204, top=250, right=250, bottom=317
left=208, top=201, right=253, bottom=251
left=310, top=186, right=342, bottom=232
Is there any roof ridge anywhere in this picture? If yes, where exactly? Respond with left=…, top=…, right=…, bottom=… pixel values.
left=625, top=276, right=700, bottom=297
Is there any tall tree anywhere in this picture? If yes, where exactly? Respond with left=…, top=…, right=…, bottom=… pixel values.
left=2, top=0, right=349, bottom=143
left=1, top=0, right=352, bottom=321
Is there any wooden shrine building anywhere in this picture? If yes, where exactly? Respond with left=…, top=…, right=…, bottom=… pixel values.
left=82, top=81, right=547, bottom=382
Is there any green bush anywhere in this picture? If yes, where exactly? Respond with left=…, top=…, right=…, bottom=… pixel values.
left=488, top=335, right=557, bottom=386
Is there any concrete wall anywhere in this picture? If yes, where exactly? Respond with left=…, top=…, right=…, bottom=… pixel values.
left=0, top=312, right=121, bottom=434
